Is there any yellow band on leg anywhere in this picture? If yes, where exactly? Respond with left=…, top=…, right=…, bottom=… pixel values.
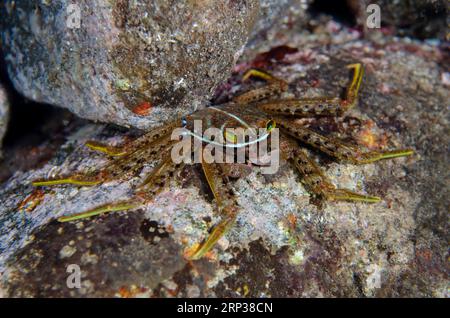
left=344, top=63, right=364, bottom=109
left=85, top=141, right=126, bottom=156
left=58, top=201, right=142, bottom=222
left=328, top=189, right=381, bottom=203
left=242, top=69, right=277, bottom=82
left=32, top=178, right=101, bottom=187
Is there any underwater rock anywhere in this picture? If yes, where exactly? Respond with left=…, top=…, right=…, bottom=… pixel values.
left=0, top=0, right=307, bottom=131
left=347, top=0, right=448, bottom=40
left=1, top=18, right=448, bottom=296
left=0, top=83, right=9, bottom=158
left=249, top=0, right=311, bottom=44
left=0, top=9, right=448, bottom=297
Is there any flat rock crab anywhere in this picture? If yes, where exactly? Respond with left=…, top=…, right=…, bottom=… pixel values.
left=33, top=63, right=413, bottom=260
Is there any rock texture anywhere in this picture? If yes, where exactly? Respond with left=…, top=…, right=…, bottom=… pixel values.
left=0, top=13, right=448, bottom=297
left=0, top=83, right=9, bottom=158
left=249, top=0, right=311, bottom=44
left=348, top=0, right=448, bottom=40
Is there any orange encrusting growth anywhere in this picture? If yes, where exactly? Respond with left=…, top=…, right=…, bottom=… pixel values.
left=132, top=101, right=152, bottom=116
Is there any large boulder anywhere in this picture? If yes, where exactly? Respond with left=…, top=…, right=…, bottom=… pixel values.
left=1, top=0, right=261, bottom=129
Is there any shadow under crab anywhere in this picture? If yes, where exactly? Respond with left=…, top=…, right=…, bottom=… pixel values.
left=32, top=63, right=413, bottom=260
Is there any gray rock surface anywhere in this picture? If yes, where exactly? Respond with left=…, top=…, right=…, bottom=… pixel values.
left=0, top=83, right=9, bottom=158
left=348, top=0, right=448, bottom=40
left=249, top=0, right=310, bottom=43
left=0, top=15, right=448, bottom=297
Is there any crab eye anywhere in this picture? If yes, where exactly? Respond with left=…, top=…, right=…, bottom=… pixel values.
left=181, top=118, right=187, bottom=127
left=266, top=120, right=276, bottom=132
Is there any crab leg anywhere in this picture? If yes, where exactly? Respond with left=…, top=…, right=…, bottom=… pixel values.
left=280, top=136, right=381, bottom=202
left=121, top=119, right=181, bottom=154
left=233, top=69, right=288, bottom=104
left=84, top=119, right=181, bottom=157
left=137, top=153, right=183, bottom=192
left=104, top=134, right=178, bottom=180
left=58, top=150, right=185, bottom=222
left=33, top=131, right=177, bottom=187
left=58, top=200, right=143, bottom=222
left=188, top=161, right=239, bottom=260
left=200, top=159, right=225, bottom=207
left=257, top=63, right=364, bottom=117
left=32, top=177, right=101, bottom=187
left=278, top=119, right=413, bottom=164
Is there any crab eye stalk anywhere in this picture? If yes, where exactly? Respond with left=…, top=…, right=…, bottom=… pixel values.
left=266, top=119, right=276, bottom=132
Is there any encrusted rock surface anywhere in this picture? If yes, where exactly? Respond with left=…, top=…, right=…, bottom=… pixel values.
left=0, top=11, right=449, bottom=297
left=348, top=0, right=448, bottom=40
left=0, top=83, right=9, bottom=158
left=248, top=0, right=311, bottom=44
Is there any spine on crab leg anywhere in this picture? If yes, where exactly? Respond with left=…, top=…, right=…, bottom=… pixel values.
left=257, top=63, right=365, bottom=117
left=233, top=69, right=288, bottom=104
left=188, top=161, right=239, bottom=260
left=277, top=119, right=413, bottom=164
left=281, top=136, right=381, bottom=203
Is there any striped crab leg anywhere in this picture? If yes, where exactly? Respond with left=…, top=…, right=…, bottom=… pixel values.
left=188, top=161, right=239, bottom=260
left=277, top=118, right=413, bottom=164
left=57, top=149, right=185, bottom=223
left=257, top=63, right=364, bottom=117
left=280, top=135, right=381, bottom=203
left=233, top=69, right=288, bottom=104
left=32, top=121, right=180, bottom=186
left=84, top=119, right=181, bottom=157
